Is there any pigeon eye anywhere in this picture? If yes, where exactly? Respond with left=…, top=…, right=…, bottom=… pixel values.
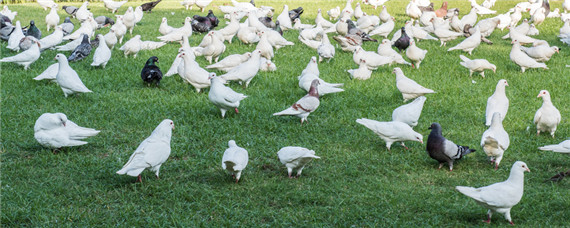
left=543, top=92, right=546, bottom=94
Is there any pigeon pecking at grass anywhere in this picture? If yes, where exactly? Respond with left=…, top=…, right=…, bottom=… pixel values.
left=426, top=122, right=476, bottom=171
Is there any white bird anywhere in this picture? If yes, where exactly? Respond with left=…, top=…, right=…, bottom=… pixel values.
left=482, top=0, right=496, bottom=9
left=140, top=41, right=166, bottom=51
left=39, top=26, right=64, bottom=51
left=206, top=52, right=251, bottom=72
left=181, top=0, right=196, bottom=10
left=510, top=6, right=524, bottom=28
left=63, top=16, right=97, bottom=41
left=506, top=25, right=536, bottom=44
left=34, top=63, right=58, bottom=81
left=469, top=0, right=496, bottom=15
left=365, top=0, right=389, bottom=10
left=208, top=74, right=247, bottom=118
left=259, top=57, right=276, bottom=72
left=534, top=90, right=561, bottom=138
left=222, top=140, right=249, bottom=183
left=377, top=39, right=410, bottom=66
left=119, top=35, right=142, bottom=58
left=354, top=2, right=364, bottom=19
left=392, top=96, right=427, bottom=128
left=316, top=9, right=335, bottom=29
left=379, top=5, right=391, bottom=23
left=485, top=79, right=509, bottom=126
left=539, top=140, right=570, bottom=153
left=159, top=17, right=174, bottom=35
left=520, top=43, right=559, bottom=62
left=202, top=31, right=226, bottom=64
left=481, top=112, right=510, bottom=169
left=37, top=0, right=57, bottom=11
left=347, top=59, right=372, bottom=80
left=294, top=18, right=315, bottom=30
left=277, top=5, right=293, bottom=31
left=236, top=24, right=260, bottom=45
left=103, top=0, right=127, bottom=14
left=0, top=39, right=40, bottom=70
left=104, top=29, right=118, bottom=49
left=134, top=6, right=143, bottom=24
left=531, top=7, right=546, bottom=26
left=1, top=6, right=17, bottom=20
left=75, top=1, right=91, bottom=22
left=195, top=0, right=213, bottom=12
left=565, top=0, right=570, bottom=13
left=475, top=17, right=500, bottom=38
left=448, top=26, right=481, bottom=55
left=298, top=72, right=343, bottom=97
left=277, top=147, right=320, bottom=178
left=123, top=6, right=136, bottom=35
left=495, top=12, right=511, bottom=30
left=510, top=40, right=548, bottom=73
left=341, top=0, right=354, bottom=19
left=456, top=161, right=530, bottom=225
left=405, top=40, right=428, bottom=69
left=327, top=6, right=341, bottom=21
left=356, top=118, right=424, bottom=151
left=54, top=53, right=92, bottom=97
left=220, top=49, right=262, bottom=88
left=461, top=8, right=478, bottom=28
left=111, top=15, right=127, bottom=43
left=256, top=31, right=274, bottom=60
left=157, top=17, right=193, bottom=43
left=91, top=34, right=112, bottom=68
left=301, top=56, right=320, bottom=76
left=7, top=21, right=25, bottom=51
left=459, top=55, right=496, bottom=78
left=178, top=51, right=211, bottom=93
left=369, top=17, right=395, bottom=38
left=393, top=67, right=435, bottom=102
left=353, top=46, right=392, bottom=70
left=317, top=32, right=335, bottom=63
left=219, top=12, right=240, bottom=43
left=45, top=4, right=59, bottom=32
left=434, top=22, right=464, bottom=46
left=273, top=80, right=320, bottom=124
left=55, top=36, right=83, bottom=51
left=34, top=113, right=100, bottom=151
left=116, top=119, right=174, bottom=183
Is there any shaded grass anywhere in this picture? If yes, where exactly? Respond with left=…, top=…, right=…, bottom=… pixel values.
left=2, top=0, right=570, bottom=226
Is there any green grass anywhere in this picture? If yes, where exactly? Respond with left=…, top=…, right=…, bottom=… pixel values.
left=2, top=0, right=569, bottom=226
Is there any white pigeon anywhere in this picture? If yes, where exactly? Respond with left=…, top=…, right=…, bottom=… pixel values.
left=219, top=11, right=240, bottom=43
left=520, top=43, right=559, bottom=62
left=39, top=26, right=64, bottom=51
left=1, top=6, right=17, bottom=20
left=236, top=24, right=260, bottom=45
left=434, top=22, right=464, bottom=46
left=45, top=4, right=59, bottom=31
left=347, top=59, right=372, bottom=80
left=181, top=0, right=196, bottom=10
left=91, top=34, right=112, bottom=68
left=534, top=90, right=561, bottom=138
left=159, top=17, right=174, bottom=35
left=506, top=26, right=536, bottom=44
left=202, top=31, right=226, bottom=64
left=38, top=0, right=57, bottom=11
left=539, top=140, right=570, bottom=153
left=494, top=12, right=511, bottom=31
left=392, top=96, right=427, bottom=128
left=316, top=9, right=335, bottom=29
left=208, top=74, right=247, bottom=118
left=301, top=56, right=320, bottom=76
left=54, top=53, right=92, bottom=97
left=273, top=80, right=320, bottom=124
left=327, top=6, right=341, bottom=20
left=317, top=32, right=335, bottom=63
left=178, top=51, right=211, bottom=93
left=157, top=17, right=193, bottom=43
left=116, top=119, right=174, bottom=183
left=459, top=55, right=496, bottom=78
left=485, top=79, right=509, bottom=126
left=278, top=147, right=320, bottom=178
left=448, top=26, right=481, bottom=55
left=393, top=67, right=435, bottom=102
left=406, top=1, right=422, bottom=19
left=34, top=63, right=58, bottom=81
left=123, top=7, right=136, bottom=35
left=134, top=6, right=143, bottom=24
left=482, top=0, right=496, bottom=9
left=0, top=39, right=40, bottom=70
left=140, top=41, right=166, bottom=51
left=34, top=113, right=100, bottom=151
left=7, top=21, right=25, bottom=51
left=469, top=0, right=497, bottom=15
left=294, top=18, right=315, bottom=30
left=119, top=35, right=142, bottom=58
left=103, top=0, right=127, bottom=13
left=55, top=36, right=83, bottom=51
left=259, top=57, right=276, bottom=72
left=353, top=2, right=363, bottom=19
left=531, top=7, right=546, bottom=26
left=461, top=8, right=479, bottom=28
left=356, top=118, right=424, bottom=151
left=377, top=39, right=410, bottom=66
left=298, top=73, right=343, bottom=97
left=256, top=31, right=274, bottom=60
left=206, top=52, right=251, bottom=72
left=195, top=0, right=213, bottom=12
left=369, top=17, right=395, bottom=38
left=341, top=0, right=354, bottom=19
left=481, top=112, right=510, bottom=169
left=456, top=161, right=530, bottom=225
left=75, top=1, right=91, bottom=22
left=63, top=16, right=97, bottom=41
left=510, top=40, right=548, bottom=73
left=222, top=140, right=249, bottom=183
left=405, top=40, right=428, bottom=69
left=353, top=46, right=392, bottom=70
left=104, top=29, right=118, bottom=49
left=220, top=49, right=262, bottom=88
left=357, top=15, right=380, bottom=33
left=277, top=5, right=293, bottom=31
left=111, top=15, right=127, bottom=43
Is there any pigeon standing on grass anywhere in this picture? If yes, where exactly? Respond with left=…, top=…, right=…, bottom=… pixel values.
left=534, top=90, right=561, bottom=137
left=55, top=53, right=93, bottom=97
left=220, top=49, right=262, bottom=88
left=539, top=140, right=570, bottom=153
left=141, top=56, right=162, bottom=86
left=426, top=123, right=476, bottom=171
left=456, top=161, right=530, bottom=225
left=485, top=79, right=509, bottom=126
left=208, top=74, right=247, bottom=118
left=459, top=55, right=496, bottom=78
left=356, top=118, right=424, bottom=151
left=510, top=40, right=548, bottom=73
left=393, top=67, right=435, bottom=102
left=481, top=112, right=510, bottom=170
left=392, top=96, right=426, bottom=128
left=91, top=34, right=112, bottom=68
left=24, top=20, right=41, bottom=39
left=141, top=0, right=162, bottom=13
left=222, top=140, right=249, bottom=183
left=6, top=21, right=24, bottom=51
left=277, top=147, right=320, bottom=178
left=34, top=113, right=100, bottom=152
left=0, top=39, right=40, bottom=70
left=273, top=79, right=320, bottom=124
left=393, top=27, right=410, bottom=52
left=68, top=34, right=92, bottom=62
left=116, top=119, right=174, bottom=183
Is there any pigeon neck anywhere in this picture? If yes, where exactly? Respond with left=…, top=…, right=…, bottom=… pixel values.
left=505, top=169, right=525, bottom=187
left=429, top=127, right=442, bottom=136
left=541, top=96, right=552, bottom=105
left=308, top=84, right=319, bottom=97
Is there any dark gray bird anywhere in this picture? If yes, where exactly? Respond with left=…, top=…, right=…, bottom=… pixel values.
left=60, top=17, right=74, bottom=36
left=0, top=16, right=14, bottom=41
left=62, top=6, right=79, bottom=17
left=68, top=34, right=92, bottom=62
left=347, top=19, right=376, bottom=42
left=19, top=36, right=39, bottom=51
left=258, top=17, right=275, bottom=28
left=89, top=35, right=99, bottom=48
left=141, top=56, right=162, bottom=86
left=141, top=0, right=161, bottom=13
left=206, top=10, right=219, bottom=27
left=393, top=27, right=410, bottom=52
left=426, top=123, right=476, bottom=171
left=288, top=7, right=303, bottom=21
left=274, top=21, right=283, bottom=35
left=23, top=20, right=41, bottom=39
left=192, top=10, right=218, bottom=33
left=95, top=16, right=115, bottom=29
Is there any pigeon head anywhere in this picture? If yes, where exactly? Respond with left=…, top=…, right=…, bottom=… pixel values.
left=310, top=56, right=317, bottom=63
left=30, top=20, right=36, bottom=26
left=162, top=17, right=167, bottom=23
left=392, top=67, right=403, bottom=75
left=537, top=90, right=550, bottom=99
left=228, top=140, right=237, bottom=147
left=308, top=79, right=320, bottom=97
left=428, top=122, right=442, bottom=132
left=513, top=161, right=530, bottom=173
left=381, top=39, right=390, bottom=45
left=411, top=132, right=424, bottom=144
left=207, top=72, right=217, bottom=80
left=146, top=56, right=159, bottom=66
left=55, top=53, right=68, bottom=62
left=153, top=119, right=175, bottom=137
left=553, top=46, right=560, bottom=54
left=497, top=79, right=508, bottom=88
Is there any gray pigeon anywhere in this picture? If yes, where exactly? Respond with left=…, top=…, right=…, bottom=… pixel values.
left=19, top=36, right=39, bottom=51
left=60, top=17, right=74, bottom=36
left=62, top=6, right=78, bottom=17
left=426, top=123, right=476, bottom=171
left=95, top=16, right=114, bottom=29
left=68, top=34, right=92, bottom=62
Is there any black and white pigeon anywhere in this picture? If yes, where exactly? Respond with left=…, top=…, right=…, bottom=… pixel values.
left=68, top=34, right=92, bottom=62
left=23, top=20, right=41, bottom=39
left=393, top=27, right=410, bottom=52
left=289, top=7, right=303, bottom=21
left=426, top=122, right=476, bottom=171
left=62, top=5, right=79, bottom=17
left=140, top=0, right=161, bottom=13
left=95, top=16, right=115, bottom=29
left=141, top=56, right=162, bottom=86
left=60, top=17, right=74, bottom=36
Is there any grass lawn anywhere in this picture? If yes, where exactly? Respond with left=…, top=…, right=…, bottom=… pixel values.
left=1, top=0, right=569, bottom=226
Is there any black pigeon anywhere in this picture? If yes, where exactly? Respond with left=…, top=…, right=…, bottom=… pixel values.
left=0, top=14, right=12, bottom=27
left=206, top=10, right=219, bottom=27
left=347, top=19, right=376, bottom=42
left=23, top=20, right=41, bottom=40
left=192, top=11, right=217, bottom=33
left=250, top=0, right=255, bottom=7
left=0, top=16, right=14, bottom=41
left=274, top=21, right=283, bottom=35
left=141, top=56, right=162, bottom=86
left=68, top=34, right=92, bottom=62
left=141, top=0, right=161, bottom=13
left=548, top=170, right=570, bottom=182
left=393, top=27, right=410, bottom=52
left=288, top=7, right=303, bottom=21
left=60, top=17, right=74, bottom=36
left=258, top=16, right=275, bottom=28
left=89, top=35, right=99, bottom=48
left=62, top=5, right=79, bottom=17
left=95, top=16, right=115, bottom=29
left=426, top=123, right=476, bottom=171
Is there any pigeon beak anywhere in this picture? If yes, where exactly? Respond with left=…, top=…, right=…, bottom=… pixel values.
left=419, top=140, right=424, bottom=144
left=537, top=94, right=542, bottom=98
left=525, top=167, right=530, bottom=172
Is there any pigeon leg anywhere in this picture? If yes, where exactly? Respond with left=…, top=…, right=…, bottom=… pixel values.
left=400, top=142, right=409, bottom=150
left=438, top=163, right=444, bottom=169
left=483, top=210, right=492, bottom=223
left=536, top=130, right=540, bottom=136
left=234, top=108, right=239, bottom=114
left=136, top=175, right=142, bottom=183
left=494, top=163, right=499, bottom=170
left=480, top=71, right=485, bottom=78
